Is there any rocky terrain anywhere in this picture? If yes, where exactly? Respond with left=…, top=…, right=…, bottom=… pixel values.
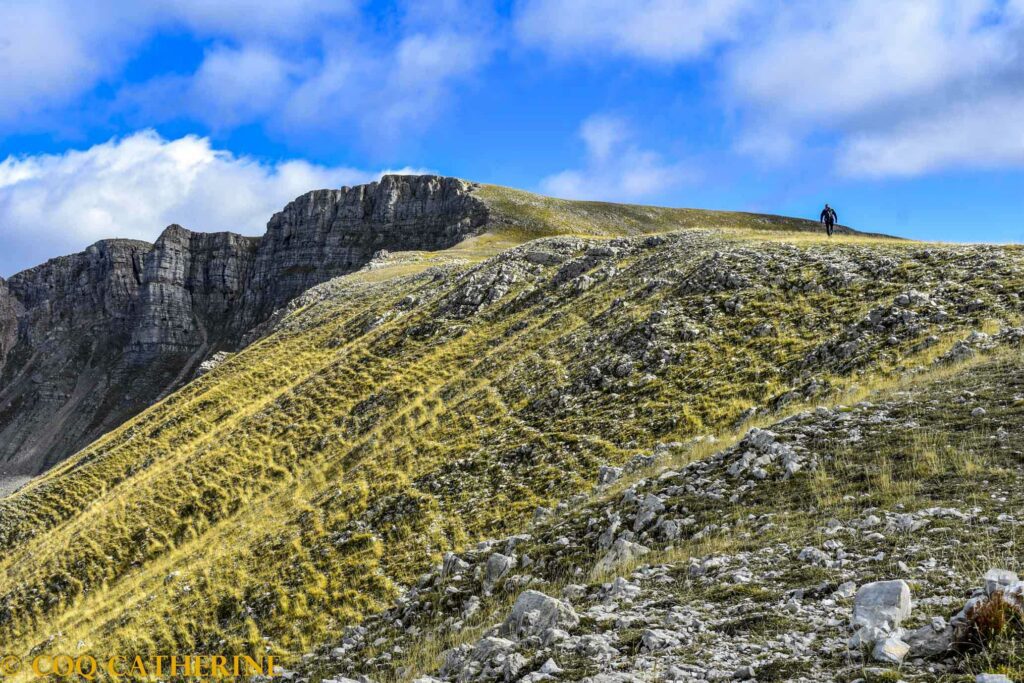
left=0, top=175, right=837, bottom=485
left=2, top=178, right=1023, bottom=681
left=305, top=352, right=1024, bottom=682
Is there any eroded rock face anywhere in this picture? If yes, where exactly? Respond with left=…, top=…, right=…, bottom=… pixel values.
left=243, top=174, right=488, bottom=326
left=129, top=225, right=259, bottom=361
left=0, top=175, right=488, bottom=481
left=0, top=240, right=152, bottom=477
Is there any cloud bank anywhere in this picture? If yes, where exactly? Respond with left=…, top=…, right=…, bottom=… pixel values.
left=517, top=0, right=1024, bottom=179
left=4, top=1, right=1022, bottom=181
left=516, top=0, right=753, bottom=62
left=0, top=131, right=423, bottom=275
left=0, top=0, right=492, bottom=145
left=540, top=115, right=695, bottom=200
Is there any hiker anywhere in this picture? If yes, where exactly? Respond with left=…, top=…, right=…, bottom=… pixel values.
left=820, top=204, right=838, bottom=236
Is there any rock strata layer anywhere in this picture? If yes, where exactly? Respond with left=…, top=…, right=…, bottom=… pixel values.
left=0, top=175, right=487, bottom=478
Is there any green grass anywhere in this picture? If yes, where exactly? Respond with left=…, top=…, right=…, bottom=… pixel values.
left=474, top=183, right=880, bottom=240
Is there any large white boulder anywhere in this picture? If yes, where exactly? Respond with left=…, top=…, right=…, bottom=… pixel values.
left=852, top=580, right=912, bottom=632
left=593, top=537, right=649, bottom=574
left=500, top=590, right=579, bottom=640
left=849, top=579, right=912, bottom=652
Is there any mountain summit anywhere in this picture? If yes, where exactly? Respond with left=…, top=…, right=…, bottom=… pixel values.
left=0, top=176, right=847, bottom=484
left=0, top=175, right=488, bottom=481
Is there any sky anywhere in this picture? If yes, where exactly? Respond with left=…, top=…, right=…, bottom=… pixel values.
left=0, top=0, right=1022, bottom=275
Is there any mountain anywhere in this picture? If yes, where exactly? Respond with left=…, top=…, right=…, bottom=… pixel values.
left=0, top=176, right=835, bottom=486
left=0, top=175, right=486, bottom=483
left=2, top=176, right=1020, bottom=681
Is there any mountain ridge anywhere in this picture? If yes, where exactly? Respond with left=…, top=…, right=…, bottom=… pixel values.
left=0, top=175, right=488, bottom=480
left=4, top=179, right=1024, bottom=679
left=0, top=210, right=1018, bottom=679
left=0, top=175, right=874, bottom=483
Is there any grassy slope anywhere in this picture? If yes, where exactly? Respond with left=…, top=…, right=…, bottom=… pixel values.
left=0, top=187, right=1013, bottom=674
left=317, top=349, right=1024, bottom=682
left=475, top=184, right=874, bottom=241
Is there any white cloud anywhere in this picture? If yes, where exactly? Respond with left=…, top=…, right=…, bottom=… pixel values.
left=188, top=45, right=299, bottom=128
left=0, top=131, right=424, bottom=273
left=367, top=31, right=490, bottom=133
left=727, top=0, right=1017, bottom=122
left=0, top=0, right=466, bottom=150
left=116, top=44, right=305, bottom=132
left=0, top=1, right=146, bottom=122
left=514, top=0, right=1024, bottom=179
left=725, top=0, right=1024, bottom=177
left=0, top=0, right=485, bottom=144
left=0, top=0, right=358, bottom=125
left=109, top=14, right=495, bottom=147
left=516, top=0, right=753, bottom=62
left=155, top=0, right=357, bottom=40
left=839, top=94, right=1024, bottom=177
left=540, top=115, right=694, bottom=200
left=579, top=116, right=630, bottom=163
left=277, top=29, right=493, bottom=143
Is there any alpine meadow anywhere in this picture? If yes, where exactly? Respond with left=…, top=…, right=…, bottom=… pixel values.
left=2, top=176, right=1024, bottom=681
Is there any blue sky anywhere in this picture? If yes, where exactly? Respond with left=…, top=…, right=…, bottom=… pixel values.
left=0, top=0, right=1022, bottom=275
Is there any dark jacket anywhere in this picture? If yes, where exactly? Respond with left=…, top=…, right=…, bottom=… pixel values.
left=820, top=207, right=837, bottom=224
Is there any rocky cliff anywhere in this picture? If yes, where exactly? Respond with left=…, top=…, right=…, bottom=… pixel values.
left=0, top=175, right=488, bottom=479
left=243, top=175, right=487, bottom=326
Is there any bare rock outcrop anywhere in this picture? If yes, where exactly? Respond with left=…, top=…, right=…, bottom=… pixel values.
left=243, top=174, right=487, bottom=326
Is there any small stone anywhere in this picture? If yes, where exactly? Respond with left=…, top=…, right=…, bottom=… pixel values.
left=539, top=659, right=563, bottom=675
left=483, top=553, right=516, bottom=592
left=984, top=568, right=1019, bottom=596
left=798, top=547, right=830, bottom=565
left=872, top=634, right=909, bottom=664
left=500, top=590, right=579, bottom=640
left=905, top=616, right=953, bottom=657
left=834, top=581, right=857, bottom=599
left=641, top=628, right=682, bottom=652
left=733, top=664, right=756, bottom=679
left=441, top=552, right=470, bottom=580
left=593, top=537, right=649, bottom=574
left=597, top=466, right=623, bottom=486
left=976, top=675, right=1014, bottom=683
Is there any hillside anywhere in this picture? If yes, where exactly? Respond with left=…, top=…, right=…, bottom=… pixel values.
left=2, top=179, right=1023, bottom=681
left=310, top=349, right=1024, bottom=682
left=0, top=176, right=487, bottom=483
left=0, top=176, right=845, bottom=486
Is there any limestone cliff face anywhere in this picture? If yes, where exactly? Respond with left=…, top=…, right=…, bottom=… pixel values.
left=0, top=175, right=488, bottom=478
left=129, top=226, right=259, bottom=363
left=243, top=174, right=488, bottom=325
left=0, top=240, right=151, bottom=475
left=0, top=279, right=20, bottom=376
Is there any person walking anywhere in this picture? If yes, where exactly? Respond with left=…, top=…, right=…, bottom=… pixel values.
left=820, top=204, right=838, bottom=236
